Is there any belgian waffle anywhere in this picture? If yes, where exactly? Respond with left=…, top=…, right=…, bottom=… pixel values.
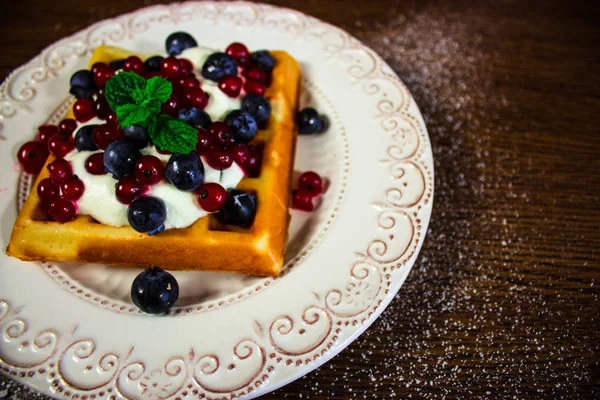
left=6, top=45, right=300, bottom=277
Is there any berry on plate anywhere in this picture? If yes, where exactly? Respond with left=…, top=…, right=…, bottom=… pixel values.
left=61, top=177, right=85, bottom=201
left=48, top=198, right=77, bottom=223
left=196, top=128, right=214, bottom=155
left=297, top=107, right=325, bottom=134
left=37, top=125, right=60, bottom=143
left=178, top=107, right=212, bottom=129
left=144, top=55, right=164, bottom=73
left=47, top=158, right=73, bottom=183
left=122, top=125, right=150, bottom=149
left=241, top=93, right=271, bottom=125
left=37, top=178, right=60, bottom=204
left=226, top=42, right=250, bottom=65
left=59, top=119, right=78, bottom=135
left=250, top=50, right=275, bottom=73
left=291, top=189, right=314, bottom=211
left=47, top=133, right=75, bottom=159
left=17, top=141, right=49, bottom=174
left=116, top=176, right=144, bottom=204
left=135, top=155, right=164, bottom=185
left=218, top=75, right=243, bottom=98
left=93, top=124, right=124, bottom=150
left=84, top=153, right=106, bottom=175
left=131, top=267, right=179, bottom=314
left=73, top=98, right=95, bottom=122
left=75, top=124, right=100, bottom=152
left=298, top=171, right=323, bottom=196
left=205, top=145, right=233, bottom=170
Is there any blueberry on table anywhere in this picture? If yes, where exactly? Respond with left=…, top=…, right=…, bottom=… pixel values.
left=297, top=107, right=325, bottom=134
left=144, top=55, right=164, bottom=72
left=217, top=189, right=257, bottom=227
left=224, top=110, right=258, bottom=143
left=201, top=53, right=238, bottom=82
left=74, top=124, right=99, bottom=151
left=127, top=196, right=167, bottom=235
left=164, top=152, right=205, bottom=192
left=131, top=267, right=179, bottom=314
left=178, top=107, right=212, bottom=129
left=104, top=140, right=141, bottom=179
left=241, top=93, right=271, bottom=125
left=250, top=50, right=275, bottom=73
left=166, top=31, right=198, bottom=56
left=122, top=125, right=150, bottom=149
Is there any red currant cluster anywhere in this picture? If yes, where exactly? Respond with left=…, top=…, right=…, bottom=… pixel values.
left=291, top=171, right=324, bottom=212
left=196, top=121, right=261, bottom=176
left=221, top=42, right=271, bottom=97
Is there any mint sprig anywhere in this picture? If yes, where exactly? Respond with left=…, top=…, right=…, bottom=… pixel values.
left=104, top=71, right=198, bottom=154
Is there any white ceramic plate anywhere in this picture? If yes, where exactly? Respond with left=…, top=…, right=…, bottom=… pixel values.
left=0, top=2, right=433, bottom=398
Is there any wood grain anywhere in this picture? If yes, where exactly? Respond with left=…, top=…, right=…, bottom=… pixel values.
left=1, top=0, right=599, bottom=398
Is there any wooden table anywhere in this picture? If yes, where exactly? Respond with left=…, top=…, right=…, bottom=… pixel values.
left=1, top=0, right=598, bottom=398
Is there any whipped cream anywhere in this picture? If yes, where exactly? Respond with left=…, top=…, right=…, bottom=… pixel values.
left=67, top=124, right=244, bottom=230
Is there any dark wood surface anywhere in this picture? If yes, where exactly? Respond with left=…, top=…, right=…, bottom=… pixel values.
left=2, top=0, right=599, bottom=398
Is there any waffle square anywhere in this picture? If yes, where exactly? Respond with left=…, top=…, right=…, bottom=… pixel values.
left=6, top=45, right=300, bottom=276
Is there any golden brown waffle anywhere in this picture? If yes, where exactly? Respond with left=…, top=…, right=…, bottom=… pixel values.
left=6, top=45, right=300, bottom=276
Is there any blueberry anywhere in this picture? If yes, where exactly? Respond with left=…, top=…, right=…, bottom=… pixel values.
left=70, top=70, right=95, bottom=89
left=178, top=107, right=212, bottom=129
left=241, top=93, right=271, bottom=125
left=131, top=267, right=179, bottom=314
left=166, top=32, right=198, bottom=56
left=69, top=70, right=97, bottom=99
left=217, top=189, right=257, bottom=227
left=74, top=124, right=99, bottom=151
left=164, top=152, right=205, bottom=192
left=224, top=110, right=258, bottom=143
left=122, top=125, right=149, bottom=149
left=250, top=50, right=275, bottom=72
left=201, top=53, right=237, bottom=82
left=109, top=58, right=126, bottom=71
left=104, top=140, right=140, bottom=179
left=297, top=107, right=324, bottom=134
left=144, top=55, right=164, bottom=72
left=69, top=86, right=96, bottom=99
left=127, top=196, right=167, bottom=235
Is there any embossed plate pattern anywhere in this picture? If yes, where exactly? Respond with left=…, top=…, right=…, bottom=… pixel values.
left=0, top=2, right=433, bottom=399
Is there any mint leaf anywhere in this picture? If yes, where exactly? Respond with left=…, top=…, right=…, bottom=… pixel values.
left=148, top=114, right=198, bottom=154
left=131, top=87, right=146, bottom=104
left=140, top=98, right=162, bottom=115
left=116, top=104, right=153, bottom=127
left=104, top=72, right=146, bottom=111
left=144, top=77, right=172, bottom=104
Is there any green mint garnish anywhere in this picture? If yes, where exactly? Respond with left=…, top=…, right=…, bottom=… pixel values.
left=104, top=71, right=198, bottom=154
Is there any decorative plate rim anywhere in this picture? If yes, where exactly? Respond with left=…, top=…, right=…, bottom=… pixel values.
left=0, top=2, right=434, bottom=399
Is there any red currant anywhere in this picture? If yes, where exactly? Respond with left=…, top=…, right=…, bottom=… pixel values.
left=161, top=56, right=181, bottom=78
left=37, top=178, right=60, bottom=203
left=85, top=153, right=105, bottom=175
left=243, top=66, right=266, bottom=82
left=244, top=80, right=266, bottom=96
left=58, top=119, right=78, bottom=135
left=47, top=133, right=75, bottom=158
left=218, top=75, right=243, bottom=98
left=207, top=121, right=234, bottom=145
left=205, top=146, right=233, bottom=170
left=17, top=141, right=49, bottom=174
left=60, top=177, right=85, bottom=201
left=245, top=145, right=262, bottom=177
left=161, top=94, right=182, bottom=116
left=184, top=87, right=208, bottom=109
left=106, top=111, right=118, bottom=126
left=226, top=42, right=250, bottom=65
left=291, top=189, right=314, bottom=211
left=177, top=76, right=200, bottom=91
left=196, top=128, right=214, bottom=155
left=37, top=125, right=60, bottom=143
left=123, top=56, right=145, bottom=75
left=231, top=143, right=250, bottom=166
left=48, top=198, right=77, bottom=223
left=135, top=155, right=164, bottom=185
left=93, top=95, right=111, bottom=120
left=298, top=171, right=323, bottom=196
left=47, top=158, right=73, bottom=183
left=195, top=182, right=227, bottom=212
left=178, top=58, right=194, bottom=75
left=92, top=124, right=123, bottom=150
left=73, top=98, right=95, bottom=122
left=115, top=176, right=144, bottom=204
left=92, top=62, right=114, bottom=87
